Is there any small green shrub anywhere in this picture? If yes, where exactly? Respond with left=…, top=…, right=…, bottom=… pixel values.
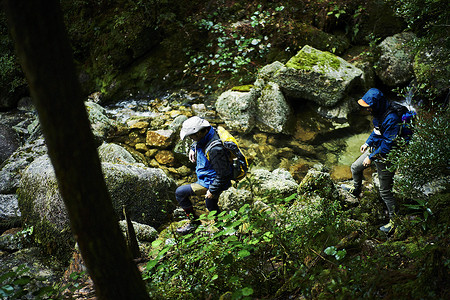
left=388, top=105, right=450, bottom=199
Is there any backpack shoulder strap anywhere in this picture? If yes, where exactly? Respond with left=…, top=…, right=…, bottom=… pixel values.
left=205, top=139, right=223, bottom=161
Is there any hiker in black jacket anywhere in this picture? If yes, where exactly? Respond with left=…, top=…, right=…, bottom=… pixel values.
left=175, top=116, right=233, bottom=235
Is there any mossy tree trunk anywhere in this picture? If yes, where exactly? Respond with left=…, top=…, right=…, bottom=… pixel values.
left=4, top=0, right=150, bottom=299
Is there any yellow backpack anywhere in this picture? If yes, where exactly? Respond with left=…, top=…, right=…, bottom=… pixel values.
left=206, top=126, right=248, bottom=181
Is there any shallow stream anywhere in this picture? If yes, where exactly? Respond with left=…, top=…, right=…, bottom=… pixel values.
left=104, top=91, right=372, bottom=182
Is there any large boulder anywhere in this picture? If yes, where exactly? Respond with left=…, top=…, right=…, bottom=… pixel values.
left=18, top=154, right=176, bottom=257
left=375, top=32, right=417, bottom=86
left=17, top=155, right=73, bottom=259
left=215, top=88, right=259, bottom=133
left=256, top=82, right=294, bottom=134
left=273, top=45, right=363, bottom=107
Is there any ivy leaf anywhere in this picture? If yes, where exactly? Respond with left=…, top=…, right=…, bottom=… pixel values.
left=241, top=287, right=254, bottom=296
left=335, top=249, right=347, bottom=260
left=324, top=246, right=337, bottom=256
left=238, top=249, right=251, bottom=258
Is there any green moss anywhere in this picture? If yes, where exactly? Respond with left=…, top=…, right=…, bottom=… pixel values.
left=17, top=185, right=74, bottom=263
left=231, top=85, right=254, bottom=92
left=286, top=46, right=342, bottom=72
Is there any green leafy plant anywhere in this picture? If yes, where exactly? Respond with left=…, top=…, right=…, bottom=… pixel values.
left=183, top=6, right=286, bottom=93
left=327, top=4, right=346, bottom=19
left=388, top=105, right=450, bottom=198
left=404, top=198, right=434, bottom=231
left=324, top=246, right=347, bottom=261
left=142, top=189, right=349, bottom=299
left=0, top=264, right=87, bottom=299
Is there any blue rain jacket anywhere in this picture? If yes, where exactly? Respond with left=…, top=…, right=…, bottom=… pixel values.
left=193, top=127, right=232, bottom=194
left=362, top=88, right=401, bottom=160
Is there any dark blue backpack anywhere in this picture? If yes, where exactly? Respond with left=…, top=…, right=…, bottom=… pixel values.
left=382, top=101, right=417, bottom=143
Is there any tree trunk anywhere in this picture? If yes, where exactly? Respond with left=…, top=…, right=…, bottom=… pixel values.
left=4, top=0, right=150, bottom=299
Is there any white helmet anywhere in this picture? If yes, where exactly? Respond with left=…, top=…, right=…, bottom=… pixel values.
left=180, top=116, right=211, bottom=140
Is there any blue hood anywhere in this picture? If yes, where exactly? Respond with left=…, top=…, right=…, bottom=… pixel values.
left=361, top=88, right=389, bottom=118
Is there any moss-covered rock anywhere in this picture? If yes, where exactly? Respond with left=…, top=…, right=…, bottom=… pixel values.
left=17, top=155, right=74, bottom=260
left=231, top=85, right=254, bottom=92
left=286, top=47, right=342, bottom=71
left=273, top=45, right=363, bottom=107
left=374, top=32, right=416, bottom=86
left=18, top=154, right=176, bottom=258
left=297, top=166, right=340, bottom=201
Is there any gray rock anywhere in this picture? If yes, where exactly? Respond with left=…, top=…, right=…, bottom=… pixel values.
left=169, top=115, right=188, bottom=133
left=250, top=168, right=298, bottom=198
left=256, top=61, right=285, bottom=85
left=98, top=142, right=137, bottom=165
left=102, top=162, right=177, bottom=227
left=315, top=96, right=359, bottom=121
left=375, top=32, right=416, bottom=86
left=118, top=220, right=158, bottom=242
left=215, top=89, right=259, bottom=133
left=0, top=138, right=47, bottom=194
left=298, top=167, right=340, bottom=201
left=19, top=155, right=69, bottom=230
left=256, top=82, right=294, bottom=134
left=219, top=187, right=253, bottom=211
left=85, top=101, right=117, bottom=144
left=0, top=194, right=21, bottom=226
left=273, top=45, right=363, bottom=107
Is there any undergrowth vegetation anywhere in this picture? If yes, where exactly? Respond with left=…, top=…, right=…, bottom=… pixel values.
left=143, top=193, right=352, bottom=299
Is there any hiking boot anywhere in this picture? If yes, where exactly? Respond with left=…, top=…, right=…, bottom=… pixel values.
left=379, top=220, right=395, bottom=234
left=341, top=184, right=361, bottom=197
left=176, top=222, right=198, bottom=235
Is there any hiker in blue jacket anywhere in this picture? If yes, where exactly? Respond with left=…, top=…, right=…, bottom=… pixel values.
left=343, top=88, right=401, bottom=234
left=175, top=116, right=232, bottom=235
